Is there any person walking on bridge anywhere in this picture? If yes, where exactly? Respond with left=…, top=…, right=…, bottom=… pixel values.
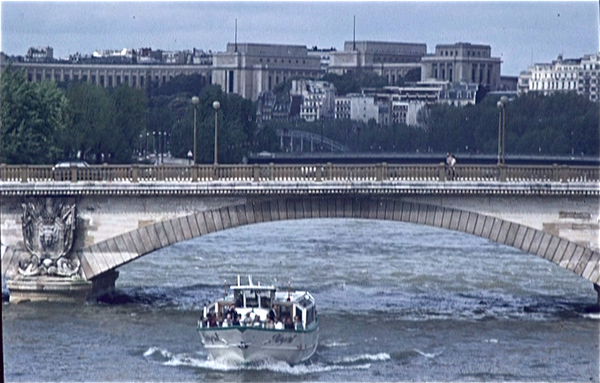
left=446, top=153, right=457, bottom=180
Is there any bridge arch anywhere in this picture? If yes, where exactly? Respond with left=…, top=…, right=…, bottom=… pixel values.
left=75, top=196, right=600, bottom=287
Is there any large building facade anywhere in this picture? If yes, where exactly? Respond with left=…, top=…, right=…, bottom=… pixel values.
left=420, top=42, right=502, bottom=90
left=328, top=41, right=426, bottom=85
left=518, top=53, right=600, bottom=102
left=5, top=61, right=211, bottom=89
left=2, top=40, right=506, bottom=105
left=291, top=79, right=336, bottom=121
left=212, top=43, right=322, bottom=101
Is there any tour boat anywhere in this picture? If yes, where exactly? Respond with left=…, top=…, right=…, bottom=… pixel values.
left=197, top=276, right=319, bottom=364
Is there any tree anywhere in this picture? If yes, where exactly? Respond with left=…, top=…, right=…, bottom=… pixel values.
left=167, top=85, right=258, bottom=164
left=418, top=92, right=599, bottom=156
left=112, top=86, right=148, bottom=162
left=64, top=82, right=116, bottom=163
left=1, top=66, right=69, bottom=164
left=322, top=72, right=388, bottom=96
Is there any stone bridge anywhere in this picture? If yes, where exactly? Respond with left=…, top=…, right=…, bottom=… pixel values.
left=1, top=163, right=599, bottom=303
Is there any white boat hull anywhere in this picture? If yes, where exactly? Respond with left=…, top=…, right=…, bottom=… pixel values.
left=199, top=324, right=319, bottom=365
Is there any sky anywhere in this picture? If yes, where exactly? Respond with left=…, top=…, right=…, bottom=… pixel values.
left=1, top=1, right=598, bottom=76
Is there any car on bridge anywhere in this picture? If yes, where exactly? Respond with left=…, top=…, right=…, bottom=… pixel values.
left=52, top=161, right=89, bottom=181
left=54, top=160, right=90, bottom=168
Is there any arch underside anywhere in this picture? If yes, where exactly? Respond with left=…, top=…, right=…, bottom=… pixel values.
left=6, top=196, right=598, bottom=286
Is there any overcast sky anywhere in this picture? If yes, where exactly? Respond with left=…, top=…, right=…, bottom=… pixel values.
left=1, top=1, right=598, bottom=76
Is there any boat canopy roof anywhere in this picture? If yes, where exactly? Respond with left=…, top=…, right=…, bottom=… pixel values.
left=231, top=285, right=276, bottom=292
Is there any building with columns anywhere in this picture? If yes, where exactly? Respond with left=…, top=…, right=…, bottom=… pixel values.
left=518, top=53, right=599, bottom=102
left=6, top=61, right=211, bottom=89
left=3, top=40, right=506, bottom=103
left=420, top=42, right=502, bottom=90
left=212, top=43, right=322, bottom=101
left=328, top=41, right=426, bottom=84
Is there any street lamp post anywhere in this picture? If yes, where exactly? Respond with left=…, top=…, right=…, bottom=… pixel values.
left=153, top=131, right=156, bottom=155
left=191, top=96, right=200, bottom=165
left=213, top=101, right=221, bottom=165
left=157, top=132, right=161, bottom=164
left=496, top=96, right=508, bottom=166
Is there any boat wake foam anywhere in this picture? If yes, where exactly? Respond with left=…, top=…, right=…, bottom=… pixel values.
left=143, top=347, right=385, bottom=374
left=337, top=353, right=391, bottom=363
left=413, top=349, right=442, bottom=358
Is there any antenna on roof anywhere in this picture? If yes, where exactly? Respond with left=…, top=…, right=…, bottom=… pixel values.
left=530, top=48, right=533, bottom=66
left=353, top=15, right=356, bottom=51
left=235, top=18, right=238, bottom=53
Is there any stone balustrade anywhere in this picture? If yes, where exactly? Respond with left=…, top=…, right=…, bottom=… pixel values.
left=1, top=163, right=598, bottom=184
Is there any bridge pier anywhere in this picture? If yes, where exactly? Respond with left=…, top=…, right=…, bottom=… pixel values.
left=595, top=284, right=600, bottom=308
left=89, top=270, right=120, bottom=299
left=5, top=270, right=119, bottom=304
left=6, top=277, right=93, bottom=304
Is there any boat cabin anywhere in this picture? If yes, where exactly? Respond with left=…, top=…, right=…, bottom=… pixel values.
left=200, top=277, right=317, bottom=331
left=233, top=285, right=276, bottom=310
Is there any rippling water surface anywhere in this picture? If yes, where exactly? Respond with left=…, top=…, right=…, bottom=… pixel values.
left=3, top=219, right=599, bottom=381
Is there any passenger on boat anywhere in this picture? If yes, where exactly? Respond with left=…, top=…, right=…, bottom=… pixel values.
left=275, top=318, right=285, bottom=330
left=227, top=304, right=239, bottom=325
left=268, top=305, right=278, bottom=322
left=223, top=313, right=234, bottom=327
left=252, top=315, right=262, bottom=327
left=208, top=313, right=217, bottom=328
left=241, top=312, right=252, bottom=326
left=294, top=315, right=302, bottom=330
left=266, top=318, right=275, bottom=329
left=284, top=317, right=294, bottom=329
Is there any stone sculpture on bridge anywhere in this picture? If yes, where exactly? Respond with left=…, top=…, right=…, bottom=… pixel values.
left=19, top=197, right=80, bottom=277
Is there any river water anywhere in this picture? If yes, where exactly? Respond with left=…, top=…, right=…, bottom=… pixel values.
left=3, top=218, right=599, bottom=382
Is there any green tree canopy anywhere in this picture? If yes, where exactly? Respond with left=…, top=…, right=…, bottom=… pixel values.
left=418, top=92, right=599, bottom=156
left=168, top=85, right=257, bottom=164
left=1, top=66, right=69, bottom=164
left=322, top=72, right=388, bottom=96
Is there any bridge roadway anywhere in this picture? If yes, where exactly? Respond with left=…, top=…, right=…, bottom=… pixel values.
left=1, top=163, right=599, bottom=303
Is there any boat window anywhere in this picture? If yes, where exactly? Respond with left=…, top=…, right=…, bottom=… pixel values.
left=260, top=296, right=271, bottom=309
left=235, top=293, right=243, bottom=308
left=296, top=296, right=312, bottom=308
left=306, top=305, right=315, bottom=325
left=245, top=293, right=258, bottom=308
left=293, top=305, right=304, bottom=321
left=280, top=305, right=292, bottom=320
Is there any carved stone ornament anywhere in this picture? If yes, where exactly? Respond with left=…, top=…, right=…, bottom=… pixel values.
left=19, top=197, right=80, bottom=277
